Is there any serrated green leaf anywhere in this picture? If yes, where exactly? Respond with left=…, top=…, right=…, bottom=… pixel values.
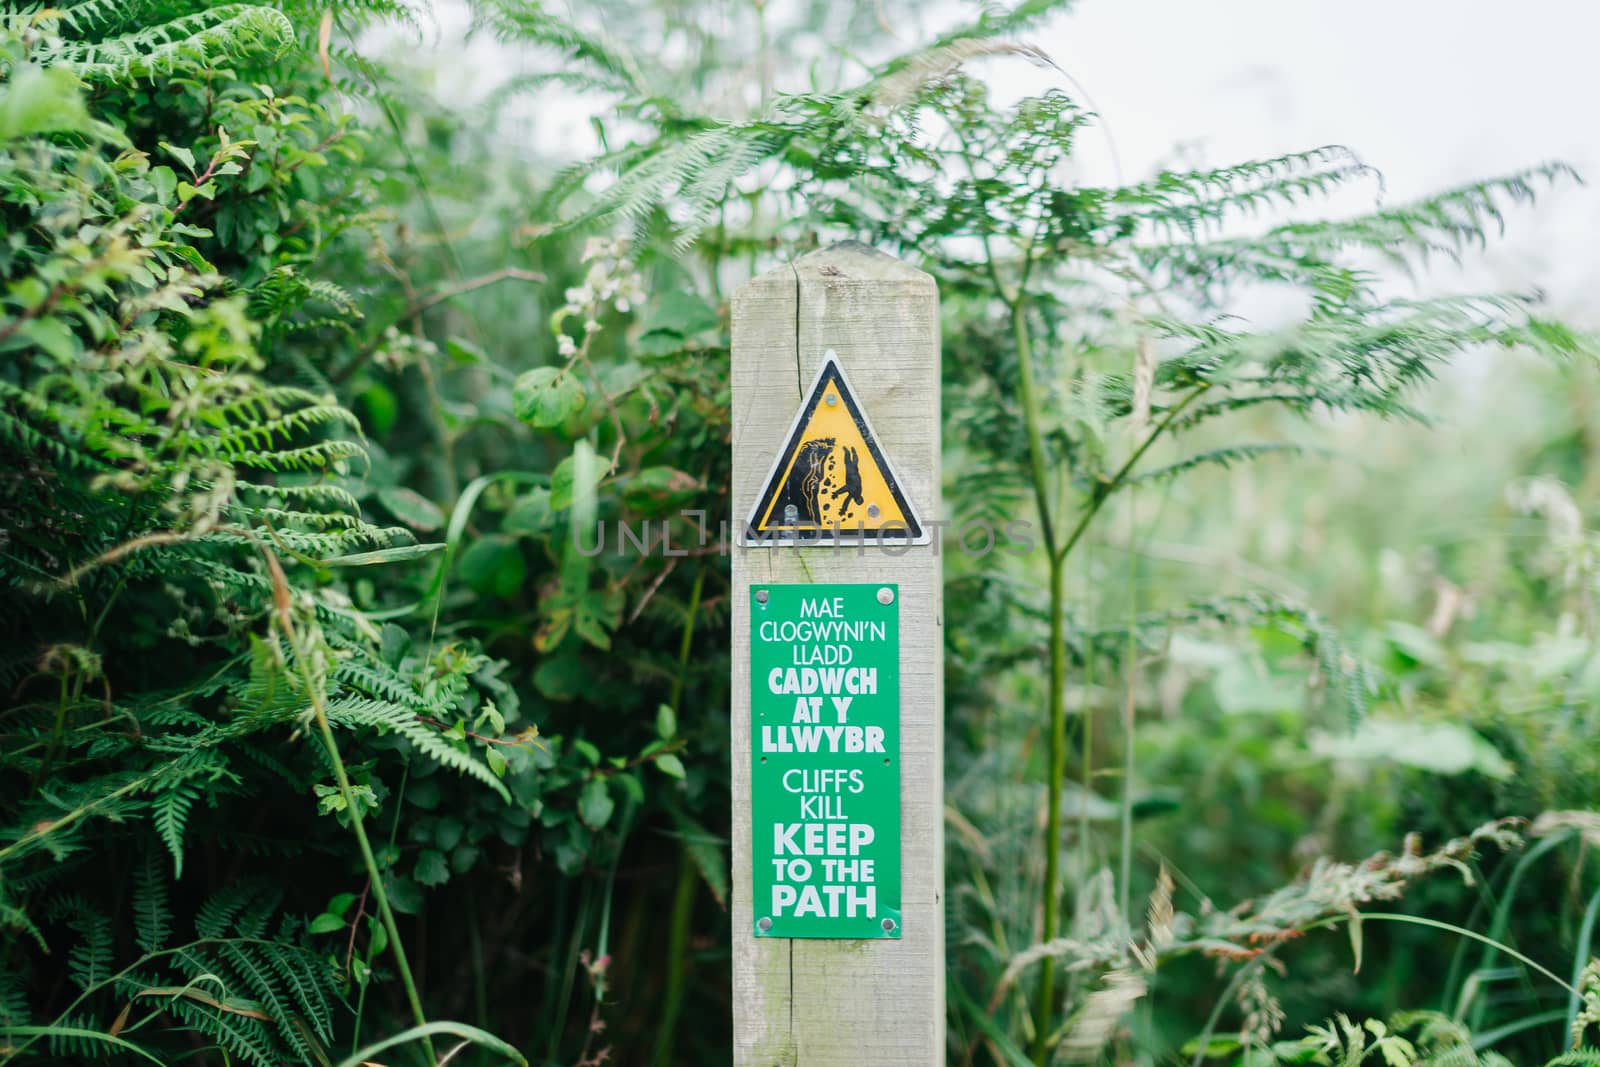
left=513, top=366, right=587, bottom=429
left=414, top=848, right=450, bottom=887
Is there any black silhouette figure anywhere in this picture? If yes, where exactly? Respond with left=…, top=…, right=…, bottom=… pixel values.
left=830, top=445, right=864, bottom=520
left=774, top=437, right=836, bottom=524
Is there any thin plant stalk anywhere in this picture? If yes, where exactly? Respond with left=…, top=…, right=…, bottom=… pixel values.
left=1310, top=912, right=1577, bottom=995
left=1012, top=315, right=1209, bottom=1061
left=1010, top=296, right=1209, bottom=1062
left=1077, top=543, right=1097, bottom=912
left=352, top=761, right=409, bottom=1054
left=1011, top=297, right=1066, bottom=1066
left=267, top=550, right=437, bottom=1067
left=1118, top=489, right=1138, bottom=926
left=1467, top=829, right=1570, bottom=1027
left=546, top=889, right=594, bottom=1064
left=307, top=678, right=437, bottom=1067
left=1189, top=957, right=1266, bottom=1067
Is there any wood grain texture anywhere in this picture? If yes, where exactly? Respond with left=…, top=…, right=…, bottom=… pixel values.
left=731, top=242, right=944, bottom=1065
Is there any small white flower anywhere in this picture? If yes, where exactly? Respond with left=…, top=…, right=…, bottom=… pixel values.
left=615, top=277, right=643, bottom=313
left=557, top=334, right=578, bottom=358
left=566, top=283, right=596, bottom=308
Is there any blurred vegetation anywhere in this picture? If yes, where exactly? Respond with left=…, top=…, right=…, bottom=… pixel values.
left=1, top=1, right=1598, bottom=1065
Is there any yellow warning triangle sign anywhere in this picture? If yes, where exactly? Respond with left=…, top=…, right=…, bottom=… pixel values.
left=745, top=354, right=924, bottom=544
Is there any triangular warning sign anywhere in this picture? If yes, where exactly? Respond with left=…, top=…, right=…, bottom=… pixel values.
left=744, top=353, right=925, bottom=545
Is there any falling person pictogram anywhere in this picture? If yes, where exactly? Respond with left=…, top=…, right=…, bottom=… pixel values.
left=829, top=446, right=865, bottom=521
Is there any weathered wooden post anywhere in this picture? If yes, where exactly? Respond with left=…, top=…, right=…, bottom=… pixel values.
left=730, top=242, right=944, bottom=1064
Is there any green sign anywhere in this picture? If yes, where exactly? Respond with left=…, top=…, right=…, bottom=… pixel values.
left=750, top=583, right=901, bottom=939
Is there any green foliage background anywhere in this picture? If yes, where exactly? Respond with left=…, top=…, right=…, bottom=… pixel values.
left=1, top=1, right=1598, bottom=1065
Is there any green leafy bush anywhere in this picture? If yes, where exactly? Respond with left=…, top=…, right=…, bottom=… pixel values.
left=3, top=0, right=1598, bottom=1064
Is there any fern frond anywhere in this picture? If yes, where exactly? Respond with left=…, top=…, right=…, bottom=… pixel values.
left=0, top=898, right=47, bottom=954
left=54, top=0, right=160, bottom=34
left=215, top=941, right=314, bottom=1061
left=201, top=523, right=406, bottom=559
left=473, top=0, right=646, bottom=97
left=249, top=267, right=363, bottom=334
left=133, top=852, right=173, bottom=954
left=0, top=382, right=116, bottom=472
left=1127, top=443, right=1319, bottom=486
left=56, top=897, right=114, bottom=992
left=867, top=38, right=1057, bottom=114
left=32, top=1018, right=149, bottom=1061
left=1547, top=1052, right=1600, bottom=1066
left=193, top=881, right=260, bottom=938
left=333, top=660, right=432, bottom=710
left=910, top=0, right=1071, bottom=52
left=563, top=115, right=788, bottom=241
left=260, top=940, right=336, bottom=1045
left=1109, top=146, right=1379, bottom=238
left=1140, top=163, right=1580, bottom=295
left=244, top=507, right=365, bottom=531
left=163, top=994, right=282, bottom=1067
left=323, top=697, right=510, bottom=801
left=1152, top=293, right=1547, bottom=427
left=0, top=965, right=29, bottom=1028
left=240, top=481, right=364, bottom=514
left=43, top=4, right=294, bottom=82
left=199, top=405, right=364, bottom=456
left=227, top=438, right=367, bottom=473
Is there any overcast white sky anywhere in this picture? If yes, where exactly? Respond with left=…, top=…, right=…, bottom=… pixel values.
left=1007, top=0, right=1600, bottom=318
left=414, top=0, right=1599, bottom=320
left=1013, top=0, right=1599, bottom=489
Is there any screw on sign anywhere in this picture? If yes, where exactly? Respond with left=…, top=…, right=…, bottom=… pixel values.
left=731, top=242, right=943, bottom=1065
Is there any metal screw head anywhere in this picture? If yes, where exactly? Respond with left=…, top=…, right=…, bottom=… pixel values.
left=825, top=393, right=838, bottom=406
left=866, top=503, right=881, bottom=519
left=881, top=917, right=896, bottom=932
left=755, top=589, right=769, bottom=604
left=877, top=587, right=894, bottom=605
left=783, top=504, right=799, bottom=523
left=758, top=917, right=773, bottom=932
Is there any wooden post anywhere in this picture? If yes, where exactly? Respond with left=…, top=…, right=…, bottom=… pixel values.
left=730, top=242, right=944, bottom=1064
